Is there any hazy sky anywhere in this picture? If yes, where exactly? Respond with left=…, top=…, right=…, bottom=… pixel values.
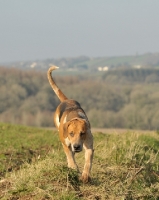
left=0, top=0, right=159, bottom=63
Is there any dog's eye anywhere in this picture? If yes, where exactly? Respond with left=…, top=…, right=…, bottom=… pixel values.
left=70, top=132, right=74, bottom=137
left=80, top=132, right=85, bottom=136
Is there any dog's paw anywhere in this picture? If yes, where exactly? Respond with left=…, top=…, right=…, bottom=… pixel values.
left=80, top=172, right=91, bottom=183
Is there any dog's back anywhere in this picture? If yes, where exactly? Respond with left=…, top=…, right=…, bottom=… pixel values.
left=54, top=99, right=89, bottom=130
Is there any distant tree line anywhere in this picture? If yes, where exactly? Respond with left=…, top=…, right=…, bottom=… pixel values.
left=0, top=67, right=159, bottom=130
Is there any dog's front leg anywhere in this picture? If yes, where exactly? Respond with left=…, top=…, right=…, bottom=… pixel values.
left=62, top=144, right=78, bottom=170
left=82, top=134, right=93, bottom=183
left=81, top=148, right=93, bottom=183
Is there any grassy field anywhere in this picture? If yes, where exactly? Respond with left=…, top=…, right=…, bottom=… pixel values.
left=0, top=123, right=159, bottom=199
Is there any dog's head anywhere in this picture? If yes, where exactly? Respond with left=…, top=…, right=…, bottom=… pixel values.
left=63, top=118, right=88, bottom=153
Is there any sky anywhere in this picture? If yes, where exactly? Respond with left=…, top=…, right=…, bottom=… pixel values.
left=0, top=0, right=159, bottom=63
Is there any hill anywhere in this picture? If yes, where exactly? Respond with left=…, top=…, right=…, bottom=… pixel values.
left=2, top=53, right=159, bottom=72
left=0, top=123, right=159, bottom=199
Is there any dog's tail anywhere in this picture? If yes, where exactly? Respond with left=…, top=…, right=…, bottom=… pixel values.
left=47, top=66, right=68, bottom=102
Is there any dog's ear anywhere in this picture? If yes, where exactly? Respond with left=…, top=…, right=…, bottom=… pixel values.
left=63, top=122, right=70, bottom=138
left=77, top=118, right=90, bottom=129
left=83, top=119, right=90, bottom=129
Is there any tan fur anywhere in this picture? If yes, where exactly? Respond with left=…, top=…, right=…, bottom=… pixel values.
left=47, top=66, right=93, bottom=183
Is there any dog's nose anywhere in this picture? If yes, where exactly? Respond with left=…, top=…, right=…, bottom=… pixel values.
left=73, top=144, right=81, bottom=151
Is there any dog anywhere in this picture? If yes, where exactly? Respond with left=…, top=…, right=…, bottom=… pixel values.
left=47, top=66, right=93, bottom=183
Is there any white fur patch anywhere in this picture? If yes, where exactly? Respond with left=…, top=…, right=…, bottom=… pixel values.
left=63, top=115, right=67, bottom=124
left=65, top=137, right=71, bottom=147
left=55, top=115, right=60, bottom=128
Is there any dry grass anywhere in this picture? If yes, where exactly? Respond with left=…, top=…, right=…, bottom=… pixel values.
left=0, top=123, right=159, bottom=199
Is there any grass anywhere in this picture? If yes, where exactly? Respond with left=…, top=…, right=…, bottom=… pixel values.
left=0, top=123, right=159, bottom=199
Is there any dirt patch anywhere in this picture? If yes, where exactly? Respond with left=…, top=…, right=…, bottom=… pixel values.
left=0, top=145, right=53, bottom=178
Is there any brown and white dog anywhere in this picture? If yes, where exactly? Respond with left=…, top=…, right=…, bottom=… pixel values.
left=47, top=66, right=93, bottom=183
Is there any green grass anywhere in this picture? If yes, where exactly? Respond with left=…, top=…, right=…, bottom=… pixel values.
left=0, top=123, right=61, bottom=177
left=0, top=123, right=159, bottom=199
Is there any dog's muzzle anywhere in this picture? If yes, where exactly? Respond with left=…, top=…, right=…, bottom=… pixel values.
left=73, top=144, right=82, bottom=153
